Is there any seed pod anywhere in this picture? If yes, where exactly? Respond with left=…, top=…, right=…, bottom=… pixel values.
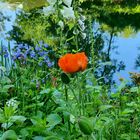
left=78, top=116, right=93, bottom=135
left=61, top=73, right=70, bottom=84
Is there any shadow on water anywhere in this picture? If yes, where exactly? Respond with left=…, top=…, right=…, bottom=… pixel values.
left=92, top=22, right=140, bottom=86
left=0, top=0, right=140, bottom=88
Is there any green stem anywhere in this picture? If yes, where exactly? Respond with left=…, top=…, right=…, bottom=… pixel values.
left=69, top=86, right=79, bottom=103
left=64, top=85, right=71, bottom=134
left=21, top=81, right=25, bottom=115
left=65, top=85, right=68, bottom=102
left=35, top=91, right=38, bottom=115
left=78, top=86, right=82, bottom=115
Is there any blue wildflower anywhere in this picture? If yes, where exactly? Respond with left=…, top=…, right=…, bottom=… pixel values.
left=2, top=47, right=9, bottom=58
left=30, top=51, right=36, bottom=58
left=12, top=51, right=20, bottom=60
left=24, top=44, right=29, bottom=49
left=4, top=50, right=9, bottom=58
left=47, top=62, right=52, bottom=67
left=44, top=44, right=48, bottom=48
left=25, top=48, right=31, bottom=55
left=18, top=44, right=25, bottom=49
left=39, top=41, right=43, bottom=46
left=38, top=51, right=46, bottom=57
left=35, top=45, right=41, bottom=51
left=47, top=62, right=54, bottom=67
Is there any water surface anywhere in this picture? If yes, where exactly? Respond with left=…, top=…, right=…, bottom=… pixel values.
left=0, top=1, right=140, bottom=85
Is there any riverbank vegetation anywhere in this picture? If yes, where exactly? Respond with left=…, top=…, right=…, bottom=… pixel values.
left=0, top=0, right=140, bottom=139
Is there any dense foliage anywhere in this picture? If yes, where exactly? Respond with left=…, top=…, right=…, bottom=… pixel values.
left=0, top=0, right=140, bottom=139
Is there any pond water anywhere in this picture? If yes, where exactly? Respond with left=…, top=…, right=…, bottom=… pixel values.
left=0, top=1, right=140, bottom=85
left=112, top=33, right=140, bottom=84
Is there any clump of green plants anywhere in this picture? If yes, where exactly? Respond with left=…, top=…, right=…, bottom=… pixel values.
left=0, top=0, right=140, bottom=139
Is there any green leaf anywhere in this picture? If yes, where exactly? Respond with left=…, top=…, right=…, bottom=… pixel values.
left=0, top=113, right=5, bottom=123
left=20, top=128, right=29, bottom=139
left=45, top=136, right=61, bottom=140
left=1, top=85, right=14, bottom=93
left=33, top=136, right=45, bottom=140
left=130, top=87, right=139, bottom=93
left=10, top=115, right=26, bottom=123
left=121, top=108, right=134, bottom=115
left=0, top=77, right=11, bottom=84
left=78, top=116, right=93, bottom=135
left=1, top=130, right=18, bottom=140
left=0, top=66, right=6, bottom=72
left=4, top=106, right=15, bottom=119
left=99, top=105, right=113, bottom=112
left=47, top=114, right=62, bottom=130
left=1, top=122, right=13, bottom=129
left=40, top=89, right=51, bottom=94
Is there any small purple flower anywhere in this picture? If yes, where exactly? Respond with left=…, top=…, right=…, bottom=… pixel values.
left=24, top=44, right=29, bottom=49
left=25, top=48, right=31, bottom=55
left=41, top=79, right=45, bottom=84
left=4, top=51, right=9, bottom=58
left=45, top=59, right=54, bottom=67
left=35, top=45, right=41, bottom=51
left=23, top=53, right=27, bottom=59
left=44, top=44, right=48, bottom=48
left=18, top=44, right=24, bottom=49
left=43, top=55, right=49, bottom=60
left=39, top=41, right=43, bottom=46
left=47, top=62, right=54, bottom=67
left=38, top=51, right=46, bottom=57
left=17, top=53, right=26, bottom=60
left=30, top=51, right=36, bottom=58
left=2, top=47, right=9, bottom=58
left=12, top=51, right=21, bottom=60
left=36, top=80, right=40, bottom=89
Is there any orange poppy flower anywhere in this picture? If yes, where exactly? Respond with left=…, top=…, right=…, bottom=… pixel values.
left=58, top=52, right=88, bottom=73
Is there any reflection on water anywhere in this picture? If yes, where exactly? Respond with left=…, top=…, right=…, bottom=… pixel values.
left=0, top=2, right=16, bottom=38
left=0, top=1, right=140, bottom=85
left=112, top=32, right=140, bottom=84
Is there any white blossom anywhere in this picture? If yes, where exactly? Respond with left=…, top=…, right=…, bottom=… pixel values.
left=63, top=0, right=72, bottom=7
left=73, top=29, right=79, bottom=35
left=61, top=6, right=75, bottom=19
left=6, top=98, right=18, bottom=108
left=43, top=6, right=55, bottom=16
left=17, top=3, right=23, bottom=9
left=80, top=15, right=86, bottom=21
left=78, top=19, right=85, bottom=31
left=78, top=19, right=84, bottom=26
left=58, top=20, right=64, bottom=28
left=81, top=32, right=86, bottom=39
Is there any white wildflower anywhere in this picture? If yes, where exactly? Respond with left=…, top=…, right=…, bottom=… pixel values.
left=73, top=29, right=79, bottom=35
left=78, top=19, right=85, bottom=31
left=80, top=15, right=86, bottom=21
left=61, top=6, right=75, bottom=19
left=6, top=98, right=18, bottom=109
left=58, top=20, right=64, bottom=28
left=81, top=32, right=86, bottom=39
left=17, top=3, right=23, bottom=9
left=43, top=6, right=55, bottom=16
left=63, top=0, right=72, bottom=7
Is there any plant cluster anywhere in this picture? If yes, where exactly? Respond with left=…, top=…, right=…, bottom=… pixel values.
left=0, top=0, right=140, bottom=140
